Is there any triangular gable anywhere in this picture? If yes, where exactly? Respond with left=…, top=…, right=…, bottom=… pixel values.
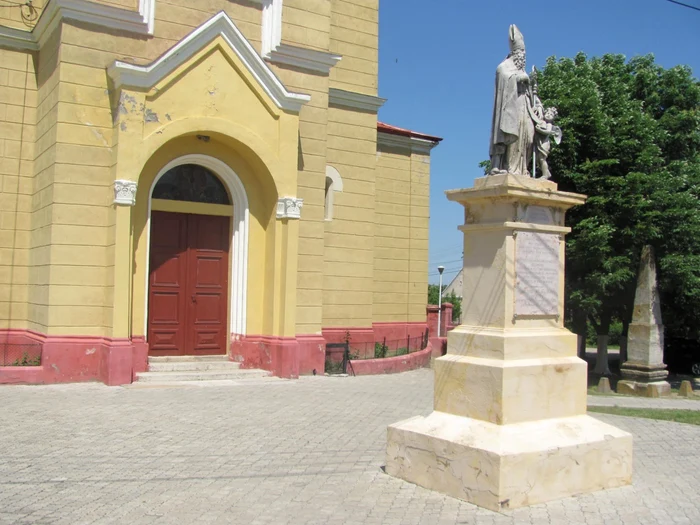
left=107, top=11, right=310, bottom=113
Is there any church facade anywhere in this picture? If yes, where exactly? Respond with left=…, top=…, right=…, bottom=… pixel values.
left=0, top=0, right=440, bottom=384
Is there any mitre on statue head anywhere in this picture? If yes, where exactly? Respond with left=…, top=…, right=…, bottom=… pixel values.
left=509, top=24, right=525, bottom=53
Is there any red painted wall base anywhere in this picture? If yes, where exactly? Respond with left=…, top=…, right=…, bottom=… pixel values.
left=0, top=330, right=141, bottom=386
left=1, top=321, right=434, bottom=385
left=349, top=342, right=434, bottom=375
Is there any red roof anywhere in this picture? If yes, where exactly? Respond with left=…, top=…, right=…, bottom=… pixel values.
left=377, top=122, right=443, bottom=143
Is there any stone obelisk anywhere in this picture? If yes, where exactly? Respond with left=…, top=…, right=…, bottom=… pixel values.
left=617, top=246, right=670, bottom=397
left=385, top=25, right=632, bottom=512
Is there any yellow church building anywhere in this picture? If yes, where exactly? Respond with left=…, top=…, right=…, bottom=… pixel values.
left=0, top=0, right=441, bottom=384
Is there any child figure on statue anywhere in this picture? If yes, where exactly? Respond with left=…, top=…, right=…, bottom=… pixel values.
left=532, top=105, right=561, bottom=180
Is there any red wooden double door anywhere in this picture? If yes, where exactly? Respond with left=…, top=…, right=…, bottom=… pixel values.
left=148, top=211, right=230, bottom=356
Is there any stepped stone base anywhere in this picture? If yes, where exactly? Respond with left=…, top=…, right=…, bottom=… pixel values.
left=617, top=380, right=671, bottom=398
left=386, top=411, right=633, bottom=512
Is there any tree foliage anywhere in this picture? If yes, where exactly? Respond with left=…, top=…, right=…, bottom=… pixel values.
left=428, top=284, right=462, bottom=322
left=537, top=53, right=700, bottom=338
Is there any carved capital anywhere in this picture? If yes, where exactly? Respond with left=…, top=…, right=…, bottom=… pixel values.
left=276, top=197, right=303, bottom=219
left=113, top=179, right=137, bottom=206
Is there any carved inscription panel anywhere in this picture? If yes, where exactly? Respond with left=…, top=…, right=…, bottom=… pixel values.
left=515, top=231, right=560, bottom=316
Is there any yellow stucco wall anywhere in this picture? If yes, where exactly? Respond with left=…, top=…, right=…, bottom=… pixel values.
left=0, top=0, right=435, bottom=344
left=323, top=106, right=377, bottom=328
left=373, top=143, right=431, bottom=323
left=329, top=0, right=378, bottom=95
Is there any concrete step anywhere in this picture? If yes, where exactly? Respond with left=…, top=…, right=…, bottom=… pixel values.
left=148, top=355, right=228, bottom=363
left=135, top=368, right=270, bottom=383
left=148, top=360, right=242, bottom=373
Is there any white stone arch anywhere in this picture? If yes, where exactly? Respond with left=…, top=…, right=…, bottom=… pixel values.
left=144, top=154, right=249, bottom=337
left=324, top=165, right=343, bottom=221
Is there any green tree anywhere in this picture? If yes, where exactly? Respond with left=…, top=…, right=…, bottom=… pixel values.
left=428, top=284, right=462, bottom=322
left=537, top=53, right=700, bottom=342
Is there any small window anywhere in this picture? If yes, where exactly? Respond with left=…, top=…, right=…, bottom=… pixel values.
left=324, top=165, right=343, bottom=221
left=324, top=176, right=333, bottom=220
left=153, top=164, right=230, bottom=204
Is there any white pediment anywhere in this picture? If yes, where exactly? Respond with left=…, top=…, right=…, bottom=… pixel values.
left=107, top=11, right=310, bottom=113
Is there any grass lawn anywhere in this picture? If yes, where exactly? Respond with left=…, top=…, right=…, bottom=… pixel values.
left=588, top=406, right=700, bottom=426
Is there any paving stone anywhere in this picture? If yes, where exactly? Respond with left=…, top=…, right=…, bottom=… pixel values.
left=1, top=370, right=699, bottom=524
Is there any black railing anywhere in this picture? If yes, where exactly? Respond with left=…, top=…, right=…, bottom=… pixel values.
left=324, top=331, right=430, bottom=374
left=324, top=342, right=349, bottom=375
left=1, top=343, right=42, bottom=366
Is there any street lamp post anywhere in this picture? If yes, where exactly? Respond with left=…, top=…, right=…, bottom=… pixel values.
left=437, top=266, right=445, bottom=337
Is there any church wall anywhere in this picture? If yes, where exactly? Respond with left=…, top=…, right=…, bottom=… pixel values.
left=323, top=105, right=377, bottom=330
left=373, top=141, right=430, bottom=331
left=329, top=0, right=378, bottom=95
left=0, top=0, right=439, bottom=383
left=373, top=145, right=411, bottom=323
left=0, top=46, right=35, bottom=331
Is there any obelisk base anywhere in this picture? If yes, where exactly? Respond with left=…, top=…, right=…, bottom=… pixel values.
left=386, top=411, right=633, bottom=512
left=618, top=362, right=670, bottom=397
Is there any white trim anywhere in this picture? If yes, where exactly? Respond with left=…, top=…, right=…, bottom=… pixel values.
left=261, top=0, right=283, bottom=56
left=144, top=154, right=249, bottom=338
left=268, top=44, right=341, bottom=74
left=377, top=131, right=439, bottom=154
left=261, top=0, right=340, bottom=74
left=108, top=11, right=310, bottom=114
left=325, top=165, right=343, bottom=192
left=0, top=0, right=156, bottom=51
left=324, top=165, right=343, bottom=221
left=329, top=88, right=386, bottom=113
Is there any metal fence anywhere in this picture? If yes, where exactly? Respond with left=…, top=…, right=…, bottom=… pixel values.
left=324, top=330, right=429, bottom=375
left=324, top=342, right=349, bottom=375
left=0, top=343, right=42, bottom=366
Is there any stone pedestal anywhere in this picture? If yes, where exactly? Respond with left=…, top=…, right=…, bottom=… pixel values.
left=386, top=174, right=633, bottom=511
left=618, top=246, right=670, bottom=397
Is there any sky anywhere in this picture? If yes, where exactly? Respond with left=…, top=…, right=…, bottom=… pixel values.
left=376, top=0, right=700, bottom=287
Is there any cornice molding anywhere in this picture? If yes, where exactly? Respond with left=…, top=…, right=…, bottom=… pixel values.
left=329, top=88, right=386, bottom=113
left=377, top=131, right=439, bottom=155
left=107, top=11, right=310, bottom=114
left=267, top=43, right=341, bottom=74
left=261, top=0, right=340, bottom=75
left=0, top=0, right=156, bottom=51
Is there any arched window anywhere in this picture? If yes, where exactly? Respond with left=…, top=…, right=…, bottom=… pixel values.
left=324, top=165, right=343, bottom=221
left=153, top=163, right=231, bottom=205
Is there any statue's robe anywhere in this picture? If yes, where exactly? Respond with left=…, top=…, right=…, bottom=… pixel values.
left=489, top=57, right=534, bottom=176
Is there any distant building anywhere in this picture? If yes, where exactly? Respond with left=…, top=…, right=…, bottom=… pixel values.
left=443, top=269, right=463, bottom=299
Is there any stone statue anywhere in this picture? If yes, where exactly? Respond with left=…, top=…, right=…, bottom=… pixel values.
left=489, top=25, right=535, bottom=176
left=528, top=70, right=562, bottom=180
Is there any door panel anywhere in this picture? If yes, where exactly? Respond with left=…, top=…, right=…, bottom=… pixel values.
left=148, top=212, right=188, bottom=356
left=187, top=215, right=230, bottom=355
left=148, top=212, right=230, bottom=356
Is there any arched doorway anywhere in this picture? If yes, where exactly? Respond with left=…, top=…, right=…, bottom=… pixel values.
left=145, top=158, right=246, bottom=357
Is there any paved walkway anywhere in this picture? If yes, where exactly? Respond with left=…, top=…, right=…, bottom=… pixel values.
left=1, top=369, right=699, bottom=524
left=587, top=393, right=700, bottom=410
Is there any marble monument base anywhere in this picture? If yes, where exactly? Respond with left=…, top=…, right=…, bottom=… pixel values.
left=618, top=362, right=670, bottom=397
left=386, top=411, right=632, bottom=512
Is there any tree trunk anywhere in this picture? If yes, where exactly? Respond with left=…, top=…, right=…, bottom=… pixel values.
left=594, top=335, right=611, bottom=375
left=619, top=319, right=629, bottom=366
left=572, top=310, right=587, bottom=359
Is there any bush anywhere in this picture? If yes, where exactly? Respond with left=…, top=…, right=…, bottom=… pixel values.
left=374, top=342, right=388, bottom=359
